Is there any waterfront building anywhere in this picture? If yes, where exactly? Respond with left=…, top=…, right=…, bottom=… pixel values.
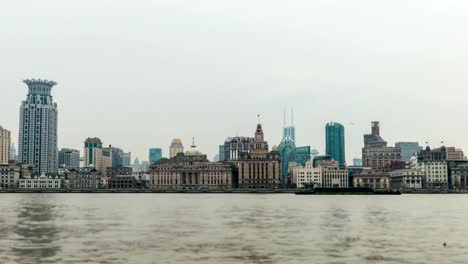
left=19, top=173, right=61, bottom=189
left=321, top=165, right=349, bottom=188
left=0, top=163, right=20, bottom=189
left=0, top=126, right=11, bottom=164
left=67, top=168, right=100, bottom=189
left=351, top=171, right=391, bottom=190
left=221, top=137, right=254, bottom=161
left=389, top=169, right=423, bottom=189
left=9, top=143, right=17, bottom=162
left=150, top=142, right=234, bottom=189
left=451, top=163, right=468, bottom=189
left=169, top=139, right=184, bottom=158
left=106, top=166, right=132, bottom=177
left=149, top=148, right=162, bottom=165
left=413, top=146, right=449, bottom=188
left=237, top=123, right=281, bottom=189
left=108, top=176, right=137, bottom=189
left=292, top=160, right=322, bottom=188
left=58, top=148, right=80, bottom=169
left=100, top=176, right=109, bottom=189
left=362, top=122, right=401, bottom=171
left=84, top=138, right=113, bottom=173
left=18, top=79, right=58, bottom=174
left=326, top=122, right=345, bottom=166
left=353, top=158, right=362, bottom=166
left=279, top=134, right=296, bottom=185
left=395, top=142, right=423, bottom=162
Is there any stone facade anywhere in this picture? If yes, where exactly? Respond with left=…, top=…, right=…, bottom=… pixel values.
left=389, top=169, right=423, bottom=189
left=352, top=171, right=391, bottom=190
left=292, top=160, right=321, bottom=188
left=237, top=123, right=281, bottom=189
left=0, top=163, right=20, bottom=189
left=150, top=143, right=233, bottom=189
left=19, top=173, right=61, bottom=189
left=362, top=122, right=401, bottom=171
left=321, top=165, right=349, bottom=188
left=67, top=168, right=100, bottom=189
left=108, top=176, right=137, bottom=189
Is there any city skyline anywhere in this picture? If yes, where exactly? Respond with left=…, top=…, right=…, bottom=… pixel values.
left=1, top=0, right=468, bottom=163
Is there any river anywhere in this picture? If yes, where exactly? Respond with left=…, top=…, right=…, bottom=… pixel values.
left=0, top=193, right=466, bottom=264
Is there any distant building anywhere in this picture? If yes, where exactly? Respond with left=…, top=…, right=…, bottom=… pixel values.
left=149, top=148, right=162, bottom=165
left=67, top=168, right=100, bottom=189
left=389, top=169, right=423, bottom=189
left=58, top=148, right=80, bottom=169
left=150, top=142, right=233, bottom=189
left=294, top=146, right=311, bottom=166
left=237, top=122, right=281, bottom=189
left=19, top=79, right=58, bottom=174
left=443, top=147, right=465, bottom=161
left=169, top=139, right=184, bottom=158
left=352, top=171, right=391, bottom=190
left=451, top=163, right=468, bottom=189
left=19, top=173, right=62, bottom=189
left=0, top=126, right=11, bottom=164
left=0, top=163, right=20, bottom=189
left=283, top=108, right=296, bottom=143
left=353, top=158, right=362, bottom=166
left=108, top=176, right=137, bottom=189
left=83, top=138, right=112, bottom=173
left=362, top=122, right=401, bottom=171
left=313, top=155, right=336, bottom=168
left=292, top=160, right=321, bottom=188
left=106, top=166, right=132, bottom=177
left=321, top=165, right=349, bottom=188
left=111, top=147, right=125, bottom=168
left=122, top=152, right=131, bottom=167
left=395, top=142, right=423, bottom=162
left=279, top=133, right=295, bottom=185
left=218, top=145, right=225, bottom=161
left=413, top=146, right=448, bottom=189
left=326, top=122, right=345, bottom=166
left=9, top=143, right=17, bottom=161
left=221, top=137, right=254, bottom=161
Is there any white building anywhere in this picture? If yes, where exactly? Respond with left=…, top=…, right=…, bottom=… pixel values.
left=321, top=165, right=349, bottom=188
left=292, top=161, right=322, bottom=188
left=389, top=169, right=423, bottom=189
left=19, top=173, right=62, bottom=189
left=414, top=161, right=448, bottom=188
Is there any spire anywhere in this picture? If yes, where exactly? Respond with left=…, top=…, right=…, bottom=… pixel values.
left=291, top=107, right=294, bottom=126
left=191, top=137, right=196, bottom=148
left=257, top=114, right=261, bottom=124
left=283, top=106, right=286, bottom=128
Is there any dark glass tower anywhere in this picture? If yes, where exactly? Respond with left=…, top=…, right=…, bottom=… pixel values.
left=325, top=122, right=345, bottom=166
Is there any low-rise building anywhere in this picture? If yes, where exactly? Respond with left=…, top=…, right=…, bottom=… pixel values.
left=108, top=176, right=137, bottom=189
left=100, top=176, right=110, bottom=189
left=292, top=160, right=322, bottom=188
left=19, top=173, right=62, bottom=189
left=0, top=163, right=20, bottom=189
left=352, top=171, right=391, bottom=190
left=450, top=163, right=468, bottom=189
left=321, top=165, right=348, bottom=188
left=389, top=169, right=423, bottom=189
left=67, top=168, right=100, bottom=189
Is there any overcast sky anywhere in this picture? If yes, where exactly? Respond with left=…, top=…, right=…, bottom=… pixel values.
left=1, top=0, right=467, bottom=163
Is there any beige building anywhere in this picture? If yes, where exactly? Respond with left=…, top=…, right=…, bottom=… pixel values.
left=0, top=126, right=11, bottom=164
left=321, top=165, right=349, bottom=188
left=84, top=138, right=112, bottom=173
left=292, top=160, right=322, bottom=188
left=352, top=171, right=391, bottom=190
left=151, top=142, right=233, bottom=189
left=362, top=122, right=401, bottom=171
left=169, top=138, right=184, bottom=158
left=389, top=169, right=423, bottom=189
left=237, top=123, right=281, bottom=189
left=19, top=173, right=62, bottom=189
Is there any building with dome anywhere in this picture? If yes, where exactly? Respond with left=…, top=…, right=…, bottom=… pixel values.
left=150, top=140, right=234, bottom=189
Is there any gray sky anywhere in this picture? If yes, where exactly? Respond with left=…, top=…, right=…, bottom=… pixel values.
left=1, top=0, right=468, bottom=163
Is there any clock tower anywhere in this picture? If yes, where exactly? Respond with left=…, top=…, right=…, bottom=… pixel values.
left=251, top=123, right=268, bottom=156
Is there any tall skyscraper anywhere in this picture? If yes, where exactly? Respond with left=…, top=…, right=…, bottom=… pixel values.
left=283, top=108, right=296, bottom=143
left=149, top=148, right=162, bottom=164
left=170, top=138, right=184, bottom=158
left=19, top=79, right=58, bottom=174
left=0, top=126, right=11, bottom=164
left=111, top=147, right=124, bottom=167
left=395, top=142, right=423, bottom=162
left=58, top=148, right=80, bottom=169
left=279, top=133, right=295, bottom=185
left=325, top=122, right=345, bottom=166
left=122, top=152, right=132, bottom=167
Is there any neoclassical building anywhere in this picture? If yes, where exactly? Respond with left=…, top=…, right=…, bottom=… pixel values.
left=150, top=141, right=233, bottom=189
left=237, top=123, right=281, bottom=189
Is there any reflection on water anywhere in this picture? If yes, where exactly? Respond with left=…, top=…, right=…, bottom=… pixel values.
left=0, top=194, right=467, bottom=264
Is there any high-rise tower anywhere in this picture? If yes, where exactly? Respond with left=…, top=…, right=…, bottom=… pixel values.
left=18, top=79, right=58, bottom=174
left=325, top=122, right=346, bottom=166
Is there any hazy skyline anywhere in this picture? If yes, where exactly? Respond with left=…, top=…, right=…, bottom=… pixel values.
left=1, top=0, right=467, bottom=163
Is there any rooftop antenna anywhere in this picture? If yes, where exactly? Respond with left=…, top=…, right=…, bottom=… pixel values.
left=191, top=137, right=196, bottom=148
left=257, top=114, right=261, bottom=124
